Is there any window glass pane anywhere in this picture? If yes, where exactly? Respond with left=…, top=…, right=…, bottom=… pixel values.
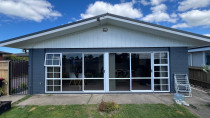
left=54, top=80, right=61, bottom=85
left=47, top=80, right=53, bottom=85
left=54, top=67, right=60, bottom=72
left=62, top=80, right=82, bottom=91
left=47, top=67, right=53, bottom=72
left=155, top=72, right=168, bottom=77
left=84, top=54, right=104, bottom=78
left=131, top=53, right=151, bottom=77
left=62, top=53, right=82, bottom=78
left=154, top=79, right=168, bottom=84
left=154, top=53, right=160, bottom=59
left=109, top=53, right=130, bottom=78
left=47, top=73, right=53, bottom=78
left=161, top=53, right=167, bottom=58
left=84, top=79, right=104, bottom=90
left=154, top=85, right=168, bottom=91
left=47, top=86, right=53, bottom=91
left=47, top=54, right=53, bottom=59
left=53, top=60, right=60, bottom=65
left=154, top=59, right=160, bottom=64
left=206, top=52, right=210, bottom=65
left=53, top=54, right=60, bottom=60
left=46, top=60, right=52, bottom=65
left=161, top=66, right=168, bottom=71
left=154, top=66, right=160, bottom=71
left=109, top=79, right=130, bottom=91
left=161, top=59, right=167, bottom=64
left=54, top=73, right=60, bottom=78
left=132, top=79, right=151, bottom=90
left=54, top=86, right=61, bottom=91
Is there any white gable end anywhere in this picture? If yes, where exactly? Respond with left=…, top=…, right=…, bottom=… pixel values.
left=20, top=25, right=203, bottom=49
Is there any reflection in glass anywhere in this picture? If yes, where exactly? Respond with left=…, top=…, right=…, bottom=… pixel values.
left=62, top=53, right=82, bottom=78
left=84, top=79, right=104, bottom=90
left=131, top=53, right=151, bottom=77
left=84, top=54, right=104, bottom=78
left=132, top=79, right=151, bottom=90
left=62, top=80, right=82, bottom=91
left=109, top=79, right=130, bottom=91
left=109, top=53, right=130, bottom=78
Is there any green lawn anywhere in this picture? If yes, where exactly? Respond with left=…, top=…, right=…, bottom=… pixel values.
left=0, top=104, right=198, bottom=118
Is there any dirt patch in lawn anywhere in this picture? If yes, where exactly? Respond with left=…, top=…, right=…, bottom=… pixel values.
left=28, top=107, right=36, bottom=112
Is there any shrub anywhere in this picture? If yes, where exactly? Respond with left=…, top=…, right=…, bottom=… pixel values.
left=98, top=99, right=119, bottom=112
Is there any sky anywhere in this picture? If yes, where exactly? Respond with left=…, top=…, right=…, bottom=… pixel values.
left=0, top=0, right=210, bottom=53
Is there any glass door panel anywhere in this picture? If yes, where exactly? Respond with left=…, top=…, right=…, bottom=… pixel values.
left=109, top=53, right=130, bottom=91
left=131, top=53, right=152, bottom=91
left=84, top=54, right=104, bottom=91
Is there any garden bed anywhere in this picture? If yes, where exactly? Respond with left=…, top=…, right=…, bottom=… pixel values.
left=0, top=101, right=12, bottom=115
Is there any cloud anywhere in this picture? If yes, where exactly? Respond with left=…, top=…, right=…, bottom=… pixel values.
left=178, top=0, right=210, bottom=11
left=179, top=10, right=210, bottom=27
left=204, top=34, right=210, bottom=37
left=150, top=0, right=166, bottom=5
left=0, top=0, right=61, bottom=22
left=171, top=23, right=190, bottom=28
left=142, top=4, right=177, bottom=23
left=140, top=0, right=150, bottom=5
left=80, top=1, right=142, bottom=19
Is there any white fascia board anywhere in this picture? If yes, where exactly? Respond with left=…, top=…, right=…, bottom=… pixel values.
left=0, top=19, right=97, bottom=46
left=188, top=47, right=210, bottom=52
left=105, top=16, right=210, bottom=43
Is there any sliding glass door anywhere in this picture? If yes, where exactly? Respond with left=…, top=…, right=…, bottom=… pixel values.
left=84, top=54, right=104, bottom=91
left=131, top=53, right=152, bottom=91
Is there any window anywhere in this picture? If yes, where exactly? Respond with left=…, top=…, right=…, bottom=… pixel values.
left=62, top=53, right=82, bottom=78
left=206, top=52, right=210, bottom=65
left=45, top=53, right=62, bottom=92
left=47, top=67, right=60, bottom=78
left=46, top=80, right=61, bottom=92
left=153, top=52, right=169, bottom=91
left=45, top=53, right=61, bottom=66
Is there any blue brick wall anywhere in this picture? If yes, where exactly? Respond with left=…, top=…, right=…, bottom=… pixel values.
left=28, top=47, right=188, bottom=94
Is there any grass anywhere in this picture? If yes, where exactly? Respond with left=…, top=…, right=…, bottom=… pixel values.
left=0, top=104, right=198, bottom=118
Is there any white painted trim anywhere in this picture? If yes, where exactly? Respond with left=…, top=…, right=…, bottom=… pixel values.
left=188, top=47, right=210, bottom=52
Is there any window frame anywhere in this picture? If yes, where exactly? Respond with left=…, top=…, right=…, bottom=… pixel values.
left=44, top=53, right=62, bottom=67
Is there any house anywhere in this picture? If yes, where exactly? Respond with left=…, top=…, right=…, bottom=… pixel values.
left=188, top=46, right=210, bottom=67
left=0, top=13, right=210, bottom=94
left=0, top=51, right=11, bottom=60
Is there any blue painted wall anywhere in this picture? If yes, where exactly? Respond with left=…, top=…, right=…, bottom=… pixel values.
left=28, top=47, right=188, bottom=94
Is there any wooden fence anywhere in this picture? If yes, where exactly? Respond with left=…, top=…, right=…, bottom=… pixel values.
left=189, top=66, right=210, bottom=89
left=0, top=61, right=10, bottom=95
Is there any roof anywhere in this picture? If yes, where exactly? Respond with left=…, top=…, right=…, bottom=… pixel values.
left=0, top=13, right=210, bottom=48
left=0, top=51, right=11, bottom=54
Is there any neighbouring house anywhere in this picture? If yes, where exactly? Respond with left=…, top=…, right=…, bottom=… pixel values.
left=188, top=46, right=210, bottom=67
left=0, top=13, right=210, bottom=94
left=14, top=53, right=29, bottom=57
left=0, top=51, right=11, bottom=60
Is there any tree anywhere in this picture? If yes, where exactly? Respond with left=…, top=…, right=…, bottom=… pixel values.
left=202, top=64, right=210, bottom=73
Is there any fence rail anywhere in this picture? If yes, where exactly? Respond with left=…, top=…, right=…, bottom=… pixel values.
left=189, top=66, right=210, bottom=89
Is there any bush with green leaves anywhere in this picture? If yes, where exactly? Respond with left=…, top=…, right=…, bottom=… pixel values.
left=202, top=64, right=210, bottom=73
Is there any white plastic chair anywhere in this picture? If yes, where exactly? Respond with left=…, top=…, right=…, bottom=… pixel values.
left=174, top=74, right=192, bottom=97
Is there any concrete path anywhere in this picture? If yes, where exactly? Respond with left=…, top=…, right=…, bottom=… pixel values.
left=0, top=95, right=26, bottom=103
left=185, top=88, right=210, bottom=118
left=18, top=93, right=174, bottom=106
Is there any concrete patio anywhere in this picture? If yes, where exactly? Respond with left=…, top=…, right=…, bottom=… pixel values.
left=17, top=93, right=174, bottom=106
